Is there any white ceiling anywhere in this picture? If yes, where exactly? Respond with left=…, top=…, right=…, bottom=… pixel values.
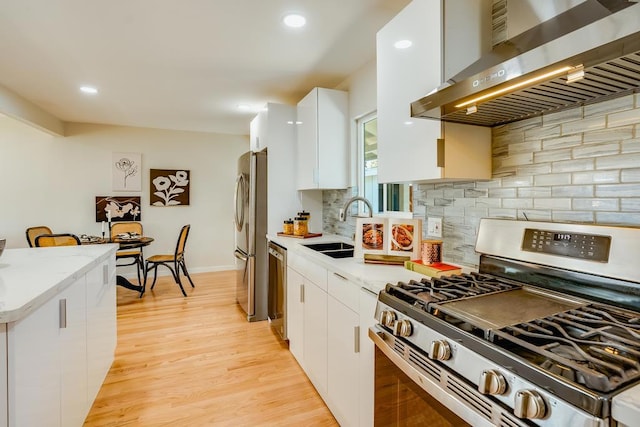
left=0, top=0, right=410, bottom=135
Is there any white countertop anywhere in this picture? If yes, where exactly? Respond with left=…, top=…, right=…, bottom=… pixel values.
left=0, top=245, right=117, bottom=322
left=268, top=233, right=461, bottom=294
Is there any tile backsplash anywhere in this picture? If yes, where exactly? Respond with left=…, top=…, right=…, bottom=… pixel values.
left=324, top=93, right=640, bottom=269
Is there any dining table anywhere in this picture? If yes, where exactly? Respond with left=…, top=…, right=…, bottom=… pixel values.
left=79, top=234, right=154, bottom=293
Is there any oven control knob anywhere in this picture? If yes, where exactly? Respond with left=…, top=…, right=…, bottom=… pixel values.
left=379, top=311, right=397, bottom=328
left=428, top=340, right=451, bottom=361
left=393, top=319, right=413, bottom=337
left=514, top=390, right=546, bottom=420
left=478, top=370, right=507, bottom=395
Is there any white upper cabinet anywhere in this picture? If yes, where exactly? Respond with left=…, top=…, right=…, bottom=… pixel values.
left=251, top=103, right=300, bottom=235
left=376, top=0, right=491, bottom=183
left=249, top=112, right=263, bottom=152
left=296, top=87, right=349, bottom=190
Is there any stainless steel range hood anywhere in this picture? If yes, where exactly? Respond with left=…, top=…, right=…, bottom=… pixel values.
left=411, top=0, right=640, bottom=127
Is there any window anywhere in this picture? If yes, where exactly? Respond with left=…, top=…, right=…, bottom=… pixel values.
left=358, top=113, right=412, bottom=214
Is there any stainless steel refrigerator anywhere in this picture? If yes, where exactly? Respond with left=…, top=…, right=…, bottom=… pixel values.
left=233, top=150, right=268, bottom=321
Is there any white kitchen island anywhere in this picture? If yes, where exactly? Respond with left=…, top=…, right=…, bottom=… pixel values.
left=0, top=245, right=117, bottom=427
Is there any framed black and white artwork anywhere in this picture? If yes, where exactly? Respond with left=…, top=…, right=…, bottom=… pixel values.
left=150, top=169, right=190, bottom=206
left=112, top=152, right=142, bottom=192
left=95, top=196, right=142, bottom=221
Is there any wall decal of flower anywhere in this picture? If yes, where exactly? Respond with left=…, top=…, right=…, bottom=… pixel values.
left=150, top=169, right=190, bottom=206
left=112, top=152, right=141, bottom=192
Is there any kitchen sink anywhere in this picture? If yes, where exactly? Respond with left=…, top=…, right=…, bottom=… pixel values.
left=303, top=242, right=354, bottom=258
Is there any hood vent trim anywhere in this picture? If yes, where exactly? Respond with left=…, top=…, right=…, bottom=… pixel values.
left=412, top=1, right=640, bottom=127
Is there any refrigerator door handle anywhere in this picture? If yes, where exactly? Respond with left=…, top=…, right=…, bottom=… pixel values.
left=233, top=174, right=245, bottom=232
left=234, top=249, right=249, bottom=261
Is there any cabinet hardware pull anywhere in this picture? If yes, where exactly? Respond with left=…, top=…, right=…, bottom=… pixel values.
left=300, top=284, right=304, bottom=303
left=59, top=299, right=67, bottom=329
left=362, top=287, right=377, bottom=296
left=103, top=264, right=109, bottom=284
left=354, top=326, right=360, bottom=353
left=437, top=138, right=445, bottom=167
left=333, top=272, right=347, bottom=281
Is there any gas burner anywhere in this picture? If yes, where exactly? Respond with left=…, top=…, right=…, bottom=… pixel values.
left=387, top=272, right=521, bottom=308
left=493, top=304, right=640, bottom=392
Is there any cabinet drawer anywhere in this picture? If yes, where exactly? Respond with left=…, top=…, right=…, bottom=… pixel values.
left=289, top=253, right=327, bottom=291
left=328, top=272, right=359, bottom=312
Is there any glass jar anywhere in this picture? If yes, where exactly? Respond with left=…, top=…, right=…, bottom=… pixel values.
left=293, top=216, right=308, bottom=236
left=283, top=219, right=294, bottom=235
left=298, top=210, right=311, bottom=222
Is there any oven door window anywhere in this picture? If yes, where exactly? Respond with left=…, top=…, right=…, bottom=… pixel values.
left=374, top=347, right=470, bottom=426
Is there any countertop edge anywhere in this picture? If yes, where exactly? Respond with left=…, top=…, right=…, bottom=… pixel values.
left=0, top=245, right=117, bottom=323
left=268, top=233, right=435, bottom=294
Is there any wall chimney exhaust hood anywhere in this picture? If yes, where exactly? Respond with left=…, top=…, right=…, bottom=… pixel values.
left=411, top=0, right=640, bottom=127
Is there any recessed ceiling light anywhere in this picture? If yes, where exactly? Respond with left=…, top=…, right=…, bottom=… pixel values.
left=80, top=86, right=98, bottom=94
left=283, top=14, right=306, bottom=28
left=394, top=40, right=412, bottom=49
left=237, top=104, right=251, bottom=111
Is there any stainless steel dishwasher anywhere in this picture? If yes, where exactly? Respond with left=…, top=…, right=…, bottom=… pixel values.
left=267, top=241, right=287, bottom=340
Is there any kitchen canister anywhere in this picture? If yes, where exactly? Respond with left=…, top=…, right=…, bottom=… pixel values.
left=293, top=216, right=308, bottom=236
left=298, top=210, right=310, bottom=223
left=283, top=218, right=294, bottom=235
left=421, top=240, right=442, bottom=264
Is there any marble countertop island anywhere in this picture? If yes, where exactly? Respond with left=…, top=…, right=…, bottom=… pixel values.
left=0, top=245, right=117, bottom=322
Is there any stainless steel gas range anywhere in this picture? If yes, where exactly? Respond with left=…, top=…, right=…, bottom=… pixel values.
left=370, top=218, right=640, bottom=427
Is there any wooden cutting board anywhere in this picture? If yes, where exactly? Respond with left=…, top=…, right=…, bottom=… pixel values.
left=276, top=232, right=323, bottom=239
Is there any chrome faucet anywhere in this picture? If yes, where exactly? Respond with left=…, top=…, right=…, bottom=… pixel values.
left=339, top=196, right=373, bottom=221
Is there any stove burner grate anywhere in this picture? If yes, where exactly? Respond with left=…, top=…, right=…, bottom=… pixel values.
left=493, top=304, right=640, bottom=392
left=389, top=272, right=522, bottom=308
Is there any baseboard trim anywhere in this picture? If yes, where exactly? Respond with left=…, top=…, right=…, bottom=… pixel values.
left=118, top=264, right=236, bottom=280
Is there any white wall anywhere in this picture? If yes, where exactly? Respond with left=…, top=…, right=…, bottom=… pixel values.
left=336, top=58, right=377, bottom=188
left=0, top=117, right=248, bottom=274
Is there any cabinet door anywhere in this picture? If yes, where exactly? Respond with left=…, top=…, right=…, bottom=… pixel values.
left=60, top=276, right=89, bottom=427
left=359, top=288, right=378, bottom=427
left=328, top=295, right=360, bottom=427
left=286, top=267, right=305, bottom=365
left=0, top=325, right=6, bottom=427
left=303, top=278, right=328, bottom=396
left=8, top=276, right=89, bottom=427
left=376, top=0, right=442, bottom=183
left=316, top=88, right=348, bottom=189
left=8, top=294, right=62, bottom=427
left=86, top=260, right=117, bottom=403
left=249, top=113, right=261, bottom=152
left=264, top=103, right=298, bottom=236
left=296, top=88, right=319, bottom=190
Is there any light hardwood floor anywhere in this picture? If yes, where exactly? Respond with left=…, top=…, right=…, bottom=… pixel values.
left=84, top=271, right=338, bottom=426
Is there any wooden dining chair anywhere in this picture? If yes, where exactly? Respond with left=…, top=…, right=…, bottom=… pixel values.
left=35, top=233, right=81, bottom=247
left=110, top=221, right=144, bottom=286
left=144, top=224, right=195, bottom=297
left=26, top=226, right=53, bottom=247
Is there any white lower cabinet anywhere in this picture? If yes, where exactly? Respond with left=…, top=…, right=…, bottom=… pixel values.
left=286, top=267, right=305, bottom=365
left=60, top=275, right=89, bottom=427
left=6, top=259, right=116, bottom=427
left=287, top=253, right=328, bottom=396
left=86, top=259, right=117, bottom=403
left=327, top=278, right=360, bottom=427
left=359, top=287, right=378, bottom=427
left=8, top=281, right=71, bottom=427
left=287, top=252, right=381, bottom=427
left=303, top=278, right=328, bottom=395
